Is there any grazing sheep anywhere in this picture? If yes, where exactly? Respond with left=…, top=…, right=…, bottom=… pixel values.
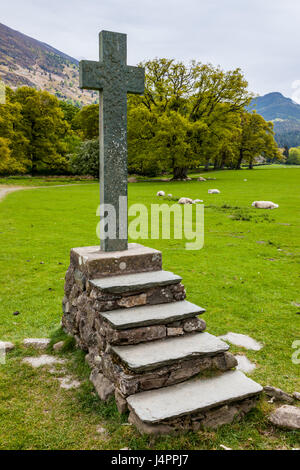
left=167, top=194, right=173, bottom=198
left=157, top=191, right=165, bottom=197
left=252, top=201, right=279, bottom=210
left=197, top=177, right=207, bottom=182
left=208, top=189, right=221, bottom=194
left=193, top=199, right=203, bottom=204
left=178, top=197, right=194, bottom=204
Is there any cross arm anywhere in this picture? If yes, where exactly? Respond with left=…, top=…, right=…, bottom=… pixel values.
left=126, top=65, right=145, bottom=95
left=79, top=60, right=105, bottom=90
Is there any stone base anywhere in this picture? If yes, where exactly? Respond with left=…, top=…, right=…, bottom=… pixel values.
left=128, top=397, right=259, bottom=435
left=62, top=244, right=262, bottom=434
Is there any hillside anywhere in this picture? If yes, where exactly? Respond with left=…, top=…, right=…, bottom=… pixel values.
left=250, top=92, right=300, bottom=147
left=0, top=22, right=96, bottom=106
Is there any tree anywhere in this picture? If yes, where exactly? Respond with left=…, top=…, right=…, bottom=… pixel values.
left=70, top=139, right=99, bottom=177
left=10, top=87, right=71, bottom=174
left=0, top=137, right=27, bottom=175
left=128, top=59, right=252, bottom=177
left=72, top=104, right=99, bottom=139
left=236, top=111, right=280, bottom=169
left=287, top=146, right=300, bottom=164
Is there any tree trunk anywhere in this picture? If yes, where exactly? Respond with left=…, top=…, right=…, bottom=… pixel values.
left=204, top=156, right=210, bottom=171
left=172, top=167, right=188, bottom=180
left=249, top=159, right=254, bottom=169
left=236, top=150, right=243, bottom=170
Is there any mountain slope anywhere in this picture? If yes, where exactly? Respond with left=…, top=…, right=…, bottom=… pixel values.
left=0, top=22, right=96, bottom=105
left=249, top=92, right=300, bottom=147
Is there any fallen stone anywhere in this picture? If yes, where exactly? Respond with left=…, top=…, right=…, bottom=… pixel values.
left=90, top=270, right=182, bottom=294
left=219, top=332, right=263, bottom=351
left=90, top=369, right=115, bottom=401
left=269, top=405, right=300, bottom=430
left=127, top=370, right=262, bottom=424
left=22, top=355, right=65, bottom=368
left=264, top=386, right=294, bottom=403
left=111, top=332, right=229, bottom=373
left=0, top=340, right=15, bottom=352
left=58, top=376, right=81, bottom=390
left=53, top=341, right=65, bottom=352
left=220, top=444, right=232, bottom=451
left=235, top=355, right=256, bottom=373
left=23, top=338, right=51, bottom=350
left=96, top=426, right=107, bottom=434
left=293, top=392, right=300, bottom=401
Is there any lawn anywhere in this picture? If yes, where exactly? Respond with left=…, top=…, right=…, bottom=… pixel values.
left=0, top=167, right=299, bottom=450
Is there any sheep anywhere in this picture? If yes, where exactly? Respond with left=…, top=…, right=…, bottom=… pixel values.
left=252, top=201, right=279, bottom=210
left=178, top=197, right=194, bottom=204
left=197, top=177, right=207, bottom=182
left=157, top=191, right=165, bottom=197
left=193, top=199, right=203, bottom=204
left=208, top=189, right=221, bottom=194
left=167, top=194, right=173, bottom=198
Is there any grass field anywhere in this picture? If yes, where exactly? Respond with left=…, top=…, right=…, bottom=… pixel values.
left=0, top=167, right=299, bottom=450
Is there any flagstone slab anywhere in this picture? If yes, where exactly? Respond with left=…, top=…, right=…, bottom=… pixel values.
left=22, top=355, right=65, bottom=368
left=235, top=355, right=256, bottom=373
left=111, top=332, right=229, bottom=372
left=219, top=332, right=263, bottom=351
left=101, top=301, right=205, bottom=330
left=127, top=370, right=263, bottom=423
left=0, top=340, right=15, bottom=352
left=90, top=270, right=182, bottom=294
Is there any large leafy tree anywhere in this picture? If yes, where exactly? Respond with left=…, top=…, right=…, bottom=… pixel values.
left=236, top=111, right=281, bottom=169
left=128, top=59, right=252, bottom=178
left=9, top=87, right=72, bottom=174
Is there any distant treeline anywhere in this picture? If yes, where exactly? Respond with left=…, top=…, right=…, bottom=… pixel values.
left=0, top=59, right=286, bottom=177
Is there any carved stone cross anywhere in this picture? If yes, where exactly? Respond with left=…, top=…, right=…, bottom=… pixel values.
left=79, top=31, right=144, bottom=252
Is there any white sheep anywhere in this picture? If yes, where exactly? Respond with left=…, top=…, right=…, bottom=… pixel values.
left=252, top=201, right=279, bottom=210
left=178, top=197, right=194, bottom=204
left=197, top=177, right=207, bottom=182
left=167, top=194, right=173, bottom=198
left=208, top=189, right=221, bottom=194
left=193, top=199, right=203, bottom=204
left=157, top=191, right=165, bottom=197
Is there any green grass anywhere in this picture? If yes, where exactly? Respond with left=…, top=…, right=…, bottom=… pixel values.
left=0, top=167, right=299, bottom=450
left=0, top=175, right=97, bottom=186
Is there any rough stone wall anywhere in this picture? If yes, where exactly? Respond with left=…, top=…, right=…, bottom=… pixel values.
left=128, top=397, right=259, bottom=434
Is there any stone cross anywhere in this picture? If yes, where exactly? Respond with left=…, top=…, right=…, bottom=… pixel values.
left=79, top=31, right=144, bottom=252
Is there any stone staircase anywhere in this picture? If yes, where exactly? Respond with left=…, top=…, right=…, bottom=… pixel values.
left=62, top=244, right=263, bottom=434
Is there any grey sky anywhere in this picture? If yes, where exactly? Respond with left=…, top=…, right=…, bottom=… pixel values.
left=2, top=0, right=300, bottom=99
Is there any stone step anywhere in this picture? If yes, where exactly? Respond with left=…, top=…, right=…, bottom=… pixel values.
left=90, top=270, right=182, bottom=294
left=127, top=370, right=263, bottom=424
left=111, top=332, right=229, bottom=372
left=100, top=301, right=205, bottom=330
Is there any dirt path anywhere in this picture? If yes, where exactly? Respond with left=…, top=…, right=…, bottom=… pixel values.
left=0, top=183, right=96, bottom=203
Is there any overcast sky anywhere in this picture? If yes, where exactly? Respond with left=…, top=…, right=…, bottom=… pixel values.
left=2, top=0, right=300, bottom=100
